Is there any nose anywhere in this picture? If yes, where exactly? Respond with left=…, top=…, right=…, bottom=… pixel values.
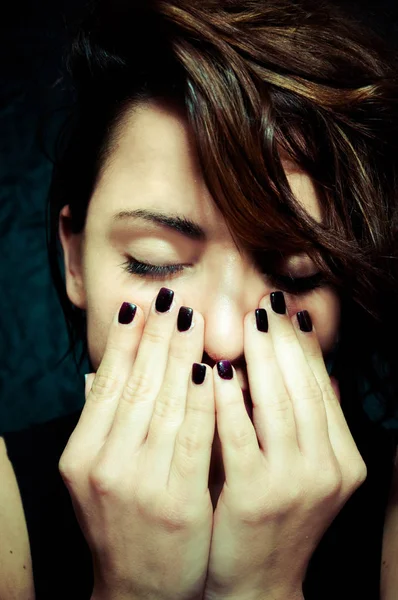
left=202, top=292, right=247, bottom=366
left=198, top=270, right=267, bottom=381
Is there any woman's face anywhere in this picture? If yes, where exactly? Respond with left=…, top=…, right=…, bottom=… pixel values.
left=59, top=99, right=341, bottom=502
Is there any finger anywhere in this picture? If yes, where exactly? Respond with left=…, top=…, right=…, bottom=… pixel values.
left=144, top=308, right=206, bottom=486
left=168, top=363, right=215, bottom=501
left=104, top=288, right=181, bottom=462
left=62, top=301, right=144, bottom=460
left=213, top=361, right=263, bottom=492
left=291, top=314, right=364, bottom=471
left=243, top=304, right=297, bottom=457
left=264, top=292, right=331, bottom=460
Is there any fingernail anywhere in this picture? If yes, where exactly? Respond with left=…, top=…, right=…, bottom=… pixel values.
left=217, top=360, right=233, bottom=380
left=84, top=374, right=88, bottom=385
left=297, top=310, right=313, bottom=332
left=192, top=363, right=206, bottom=384
left=255, top=308, right=268, bottom=332
left=118, top=302, right=137, bottom=324
left=155, top=287, right=174, bottom=313
left=270, top=291, right=286, bottom=314
left=177, top=306, right=193, bottom=332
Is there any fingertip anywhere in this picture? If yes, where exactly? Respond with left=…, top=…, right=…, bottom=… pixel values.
left=116, top=302, right=139, bottom=327
left=215, top=360, right=234, bottom=381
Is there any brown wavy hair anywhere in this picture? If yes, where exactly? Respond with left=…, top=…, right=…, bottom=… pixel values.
left=46, top=0, right=398, bottom=426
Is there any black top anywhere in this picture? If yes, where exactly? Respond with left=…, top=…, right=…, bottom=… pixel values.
left=3, top=407, right=397, bottom=600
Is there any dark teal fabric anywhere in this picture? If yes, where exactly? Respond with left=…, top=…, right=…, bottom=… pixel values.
left=0, top=0, right=91, bottom=433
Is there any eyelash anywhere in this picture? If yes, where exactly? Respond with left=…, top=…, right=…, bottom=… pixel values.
left=121, top=257, right=327, bottom=295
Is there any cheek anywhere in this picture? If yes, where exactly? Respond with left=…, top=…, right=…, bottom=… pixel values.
left=83, top=256, right=124, bottom=371
left=85, top=300, right=115, bottom=372
left=286, top=286, right=341, bottom=357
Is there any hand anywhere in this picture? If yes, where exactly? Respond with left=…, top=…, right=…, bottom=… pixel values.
left=204, top=291, right=367, bottom=600
left=58, top=288, right=215, bottom=600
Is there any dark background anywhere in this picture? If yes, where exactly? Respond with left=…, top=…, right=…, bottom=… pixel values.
left=1, top=1, right=397, bottom=433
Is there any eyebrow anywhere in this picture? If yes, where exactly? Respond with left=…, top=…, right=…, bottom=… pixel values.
left=112, top=209, right=207, bottom=241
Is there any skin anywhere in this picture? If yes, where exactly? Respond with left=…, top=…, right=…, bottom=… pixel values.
left=58, top=98, right=341, bottom=510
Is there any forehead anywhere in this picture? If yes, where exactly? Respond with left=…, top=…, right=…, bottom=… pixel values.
left=93, top=99, right=322, bottom=226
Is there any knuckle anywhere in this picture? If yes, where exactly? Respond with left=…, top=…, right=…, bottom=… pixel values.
left=356, top=461, right=368, bottom=485
left=153, top=387, right=184, bottom=419
left=157, top=498, right=191, bottom=531
left=88, top=464, right=120, bottom=498
left=228, top=425, right=255, bottom=452
left=234, top=493, right=273, bottom=523
left=142, top=325, right=168, bottom=346
left=282, top=485, right=306, bottom=511
left=264, top=391, right=292, bottom=414
left=90, top=369, right=120, bottom=400
left=316, top=469, right=342, bottom=501
left=320, top=379, right=340, bottom=404
left=135, top=485, right=156, bottom=515
left=238, top=489, right=298, bottom=524
left=186, top=393, right=214, bottom=418
left=176, top=426, right=204, bottom=458
left=58, top=453, right=84, bottom=488
left=123, top=371, right=153, bottom=402
left=137, top=486, right=190, bottom=530
left=234, top=501, right=261, bottom=524
left=297, top=380, right=321, bottom=402
left=346, top=459, right=368, bottom=491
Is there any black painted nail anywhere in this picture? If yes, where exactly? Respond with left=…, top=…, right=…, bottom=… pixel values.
left=155, top=287, right=174, bottom=313
left=178, top=307, right=193, bottom=332
left=255, top=308, right=268, bottom=332
left=192, top=363, right=206, bottom=385
left=217, top=360, right=233, bottom=380
left=118, top=302, right=137, bottom=324
left=297, top=310, right=313, bottom=332
left=270, top=291, right=286, bottom=314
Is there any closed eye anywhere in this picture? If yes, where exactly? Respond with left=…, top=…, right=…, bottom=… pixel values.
left=120, top=257, right=327, bottom=295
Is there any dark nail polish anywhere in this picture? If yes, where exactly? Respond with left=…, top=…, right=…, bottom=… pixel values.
left=270, top=291, right=286, bottom=314
left=192, top=363, right=206, bottom=385
left=297, top=310, right=313, bottom=332
left=217, top=360, right=233, bottom=380
left=178, top=307, right=193, bottom=332
left=155, top=287, right=174, bottom=313
left=255, top=308, right=268, bottom=332
left=118, top=302, right=137, bottom=324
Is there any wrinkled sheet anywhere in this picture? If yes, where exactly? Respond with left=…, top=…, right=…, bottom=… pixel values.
left=0, top=1, right=89, bottom=432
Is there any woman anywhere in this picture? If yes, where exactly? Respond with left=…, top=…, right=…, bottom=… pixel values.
left=1, top=0, right=397, bottom=598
